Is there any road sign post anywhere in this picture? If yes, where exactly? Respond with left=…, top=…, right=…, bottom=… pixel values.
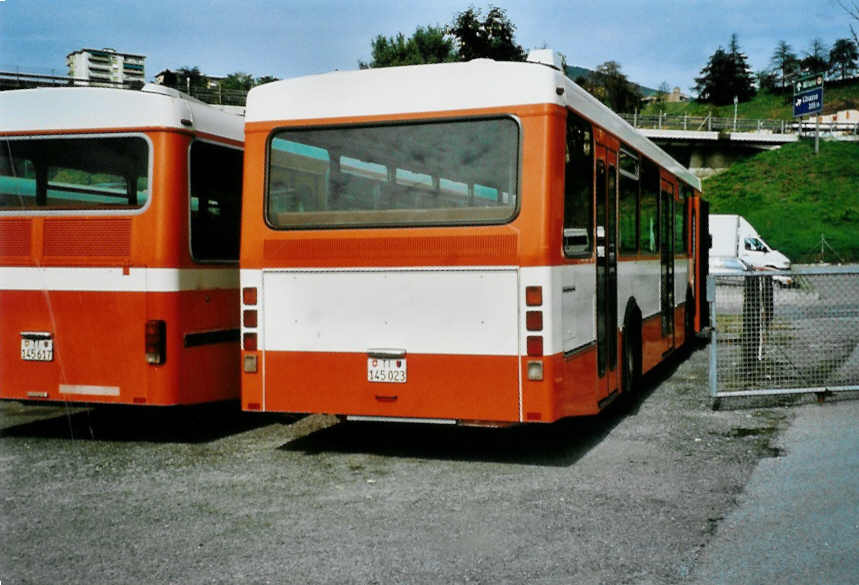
left=793, top=73, right=824, bottom=154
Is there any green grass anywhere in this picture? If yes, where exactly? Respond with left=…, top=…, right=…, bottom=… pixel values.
left=703, top=140, right=859, bottom=263
left=641, top=83, right=859, bottom=120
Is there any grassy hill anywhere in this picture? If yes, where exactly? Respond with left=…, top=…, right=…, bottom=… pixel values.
left=642, top=80, right=859, bottom=120
left=703, top=140, right=859, bottom=263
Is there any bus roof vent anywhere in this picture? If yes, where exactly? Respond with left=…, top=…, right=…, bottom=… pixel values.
left=526, top=49, right=564, bottom=71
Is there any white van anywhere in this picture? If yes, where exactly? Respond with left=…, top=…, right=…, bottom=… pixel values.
left=709, top=214, right=791, bottom=282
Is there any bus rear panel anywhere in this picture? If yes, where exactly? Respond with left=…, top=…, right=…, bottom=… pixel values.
left=0, top=85, right=244, bottom=406
left=240, top=56, right=705, bottom=424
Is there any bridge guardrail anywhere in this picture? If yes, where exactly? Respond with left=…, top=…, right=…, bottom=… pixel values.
left=0, top=71, right=250, bottom=106
left=622, top=113, right=859, bottom=136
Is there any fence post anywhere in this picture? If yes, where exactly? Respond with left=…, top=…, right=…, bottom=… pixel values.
left=684, top=114, right=688, bottom=130
left=708, top=275, right=719, bottom=407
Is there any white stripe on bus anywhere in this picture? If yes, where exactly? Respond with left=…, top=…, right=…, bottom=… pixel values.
left=59, top=384, right=120, bottom=396
left=0, top=267, right=238, bottom=292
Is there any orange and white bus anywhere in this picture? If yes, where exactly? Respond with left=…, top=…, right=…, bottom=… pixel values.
left=0, top=84, right=244, bottom=405
left=239, top=51, right=707, bottom=424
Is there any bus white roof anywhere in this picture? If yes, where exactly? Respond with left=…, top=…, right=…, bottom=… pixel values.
left=0, top=84, right=244, bottom=142
left=247, top=60, right=700, bottom=191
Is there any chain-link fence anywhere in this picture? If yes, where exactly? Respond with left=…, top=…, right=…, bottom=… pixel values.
left=708, top=267, right=859, bottom=405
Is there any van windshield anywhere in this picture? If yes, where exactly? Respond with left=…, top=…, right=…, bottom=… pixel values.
left=1, top=136, right=149, bottom=210
left=266, top=117, right=519, bottom=229
left=744, top=237, right=768, bottom=252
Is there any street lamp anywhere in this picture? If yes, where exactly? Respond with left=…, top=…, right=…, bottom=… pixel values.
left=733, top=96, right=738, bottom=131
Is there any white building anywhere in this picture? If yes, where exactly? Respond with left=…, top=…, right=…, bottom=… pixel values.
left=66, top=48, right=145, bottom=86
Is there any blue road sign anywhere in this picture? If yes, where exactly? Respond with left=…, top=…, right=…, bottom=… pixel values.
left=793, top=88, right=823, bottom=117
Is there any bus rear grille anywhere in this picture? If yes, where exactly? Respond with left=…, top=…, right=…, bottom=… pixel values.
left=44, top=218, right=131, bottom=257
left=264, top=234, right=517, bottom=266
left=0, top=219, right=31, bottom=257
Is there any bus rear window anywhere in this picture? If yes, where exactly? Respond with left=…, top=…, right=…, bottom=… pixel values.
left=266, top=118, right=519, bottom=229
left=0, top=136, right=149, bottom=210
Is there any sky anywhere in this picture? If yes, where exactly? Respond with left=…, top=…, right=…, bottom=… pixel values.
left=0, top=0, right=852, bottom=94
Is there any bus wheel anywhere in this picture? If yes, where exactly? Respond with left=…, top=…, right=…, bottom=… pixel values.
left=620, top=325, right=640, bottom=402
left=685, top=286, right=695, bottom=347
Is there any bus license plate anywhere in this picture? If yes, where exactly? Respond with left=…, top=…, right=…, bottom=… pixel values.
left=21, top=335, right=53, bottom=362
left=367, top=358, right=407, bottom=383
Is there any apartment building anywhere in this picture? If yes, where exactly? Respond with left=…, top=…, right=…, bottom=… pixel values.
left=66, top=48, right=146, bottom=86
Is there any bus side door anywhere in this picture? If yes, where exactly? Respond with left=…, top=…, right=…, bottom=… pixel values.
left=595, top=142, right=619, bottom=397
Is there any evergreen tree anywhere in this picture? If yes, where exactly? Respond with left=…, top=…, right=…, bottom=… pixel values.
left=694, top=35, right=755, bottom=105
left=727, top=34, right=757, bottom=99
left=771, top=41, right=799, bottom=88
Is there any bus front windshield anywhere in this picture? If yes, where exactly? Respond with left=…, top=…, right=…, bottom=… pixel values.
left=266, top=117, right=519, bottom=229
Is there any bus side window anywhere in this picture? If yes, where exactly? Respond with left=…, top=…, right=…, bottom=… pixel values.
left=676, top=187, right=688, bottom=253
left=563, top=111, right=594, bottom=257
left=189, top=141, right=243, bottom=262
left=639, top=159, right=659, bottom=255
left=618, top=148, right=639, bottom=255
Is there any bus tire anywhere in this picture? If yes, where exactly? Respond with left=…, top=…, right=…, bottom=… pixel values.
left=685, top=286, right=695, bottom=347
left=620, top=302, right=642, bottom=402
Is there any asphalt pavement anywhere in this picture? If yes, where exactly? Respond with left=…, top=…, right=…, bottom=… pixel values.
left=690, top=398, right=859, bottom=585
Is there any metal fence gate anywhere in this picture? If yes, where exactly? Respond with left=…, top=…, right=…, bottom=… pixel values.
left=709, top=267, right=859, bottom=405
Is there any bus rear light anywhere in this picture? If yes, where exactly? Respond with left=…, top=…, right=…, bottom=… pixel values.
left=145, top=320, right=166, bottom=365
left=527, top=360, right=544, bottom=381
left=243, top=309, right=258, bottom=328
left=526, top=286, right=542, bottom=306
left=526, top=335, right=543, bottom=357
left=526, top=310, right=543, bottom=331
left=243, top=354, right=258, bottom=373
left=243, top=333, right=257, bottom=351
left=242, top=287, right=257, bottom=305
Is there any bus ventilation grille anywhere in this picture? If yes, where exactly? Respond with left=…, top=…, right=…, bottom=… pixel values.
left=44, top=218, right=131, bottom=257
left=264, top=234, right=517, bottom=266
left=0, top=220, right=31, bottom=257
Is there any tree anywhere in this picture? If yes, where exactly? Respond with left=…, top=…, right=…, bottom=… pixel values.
left=175, top=66, right=204, bottom=91
left=771, top=40, right=799, bottom=88
left=694, top=35, right=756, bottom=105
left=727, top=34, right=757, bottom=98
left=591, top=61, right=642, bottom=112
left=222, top=72, right=254, bottom=91
left=447, top=5, right=526, bottom=62
left=361, top=25, right=457, bottom=68
left=756, top=69, right=779, bottom=92
left=829, top=38, right=859, bottom=79
left=837, top=0, right=859, bottom=44
left=801, top=38, right=829, bottom=75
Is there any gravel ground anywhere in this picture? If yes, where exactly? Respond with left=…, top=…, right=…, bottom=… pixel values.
left=0, top=344, right=801, bottom=585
